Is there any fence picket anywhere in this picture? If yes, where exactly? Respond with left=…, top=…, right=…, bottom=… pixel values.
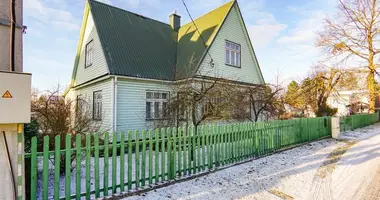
left=54, top=135, right=60, bottom=200
left=127, top=131, right=132, bottom=190
left=94, top=134, right=100, bottom=197
left=206, top=125, right=211, bottom=169
left=31, top=137, right=37, bottom=200
left=120, top=133, right=125, bottom=192
left=215, top=126, right=219, bottom=167
left=65, top=134, right=71, bottom=200
left=42, top=136, right=49, bottom=200
left=167, top=128, right=172, bottom=179
left=183, top=127, right=187, bottom=174
left=192, top=126, right=196, bottom=174
left=196, top=126, right=201, bottom=172
left=104, top=133, right=109, bottom=196
left=201, top=126, right=205, bottom=170
left=188, top=126, right=192, bottom=175
left=112, top=133, right=117, bottom=193
left=85, top=134, right=91, bottom=200
left=135, top=130, right=140, bottom=189
left=148, top=130, right=153, bottom=185
left=172, top=128, right=177, bottom=178
left=141, top=130, right=147, bottom=187
left=159, top=128, right=165, bottom=182
left=178, top=127, right=182, bottom=176
left=75, top=134, right=81, bottom=200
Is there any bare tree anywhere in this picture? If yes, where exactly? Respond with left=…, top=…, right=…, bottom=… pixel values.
left=165, top=77, right=239, bottom=131
left=316, top=0, right=380, bottom=113
left=244, top=84, right=284, bottom=121
left=31, top=86, right=101, bottom=173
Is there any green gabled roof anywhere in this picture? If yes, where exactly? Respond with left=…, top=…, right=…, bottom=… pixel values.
left=70, top=0, right=236, bottom=87
left=176, top=1, right=234, bottom=79
left=89, top=0, right=178, bottom=80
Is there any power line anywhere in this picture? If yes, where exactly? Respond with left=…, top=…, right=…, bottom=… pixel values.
left=338, top=0, right=367, bottom=41
left=181, top=0, right=214, bottom=67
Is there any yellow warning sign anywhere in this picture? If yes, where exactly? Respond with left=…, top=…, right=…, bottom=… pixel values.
left=2, top=90, right=12, bottom=98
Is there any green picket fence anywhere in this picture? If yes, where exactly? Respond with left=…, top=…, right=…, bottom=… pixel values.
left=340, top=113, right=379, bottom=132
left=25, top=117, right=331, bottom=200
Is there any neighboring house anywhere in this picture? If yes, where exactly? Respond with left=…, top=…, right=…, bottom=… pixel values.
left=64, top=0, right=265, bottom=133
left=327, top=69, right=371, bottom=116
left=328, top=90, right=369, bottom=116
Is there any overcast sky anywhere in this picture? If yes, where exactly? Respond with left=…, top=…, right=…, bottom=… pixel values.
left=24, top=0, right=337, bottom=91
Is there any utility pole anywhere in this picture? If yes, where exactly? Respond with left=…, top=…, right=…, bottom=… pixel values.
left=0, top=0, right=31, bottom=200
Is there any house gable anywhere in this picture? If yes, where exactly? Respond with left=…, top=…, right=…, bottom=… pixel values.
left=176, top=1, right=234, bottom=80
left=196, top=2, right=265, bottom=84
left=71, top=2, right=109, bottom=86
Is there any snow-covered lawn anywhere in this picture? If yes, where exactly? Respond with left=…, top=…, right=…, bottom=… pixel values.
left=122, top=123, right=380, bottom=200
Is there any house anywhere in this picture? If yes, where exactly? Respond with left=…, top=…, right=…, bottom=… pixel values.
left=327, top=69, right=371, bottom=116
left=64, top=0, right=265, bottom=133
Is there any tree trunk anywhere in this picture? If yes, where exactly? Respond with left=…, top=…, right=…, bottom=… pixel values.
left=368, top=47, right=376, bottom=113
left=367, top=67, right=376, bottom=113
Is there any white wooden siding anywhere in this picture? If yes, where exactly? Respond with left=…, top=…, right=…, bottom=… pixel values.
left=197, top=5, right=264, bottom=84
left=73, top=78, right=113, bottom=132
left=75, top=12, right=108, bottom=86
left=116, top=78, right=172, bottom=132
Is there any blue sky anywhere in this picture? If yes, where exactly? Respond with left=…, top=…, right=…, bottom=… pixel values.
left=24, top=0, right=337, bottom=91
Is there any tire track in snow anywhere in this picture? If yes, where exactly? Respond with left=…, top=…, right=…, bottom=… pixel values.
left=309, top=140, right=356, bottom=200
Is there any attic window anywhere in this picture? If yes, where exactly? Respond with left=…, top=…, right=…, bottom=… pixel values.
left=85, top=40, right=93, bottom=68
left=225, top=40, right=240, bottom=67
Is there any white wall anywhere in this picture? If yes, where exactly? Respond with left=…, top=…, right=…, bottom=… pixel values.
left=74, top=12, right=108, bottom=86
left=197, top=4, right=264, bottom=85
left=116, top=78, right=172, bottom=132
left=72, top=78, right=113, bottom=132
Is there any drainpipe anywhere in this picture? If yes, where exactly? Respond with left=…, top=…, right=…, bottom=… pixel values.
left=113, top=77, right=118, bottom=133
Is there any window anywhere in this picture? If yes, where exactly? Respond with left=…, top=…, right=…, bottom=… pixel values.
left=76, top=94, right=84, bottom=113
left=225, top=41, right=240, bottom=67
left=93, top=91, right=102, bottom=120
left=146, top=91, right=169, bottom=119
left=202, top=97, right=222, bottom=116
left=85, top=40, right=94, bottom=68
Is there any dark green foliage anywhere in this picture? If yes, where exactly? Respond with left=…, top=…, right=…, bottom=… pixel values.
left=315, top=105, right=338, bottom=117
left=24, top=117, right=39, bottom=153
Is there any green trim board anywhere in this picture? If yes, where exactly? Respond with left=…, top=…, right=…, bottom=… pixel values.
left=234, top=2, right=265, bottom=83
left=70, top=2, right=90, bottom=87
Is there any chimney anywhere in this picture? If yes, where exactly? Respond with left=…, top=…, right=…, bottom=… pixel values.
left=169, top=10, right=181, bottom=30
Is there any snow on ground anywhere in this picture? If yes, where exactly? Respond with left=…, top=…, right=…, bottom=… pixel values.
left=123, top=124, right=380, bottom=200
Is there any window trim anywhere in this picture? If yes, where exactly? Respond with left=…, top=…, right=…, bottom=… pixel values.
left=92, top=90, right=102, bottom=121
left=85, top=40, right=94, bottom=68
left=145, top=90, right=170, bottom=120
left=225, top=40, right=241, bottom=68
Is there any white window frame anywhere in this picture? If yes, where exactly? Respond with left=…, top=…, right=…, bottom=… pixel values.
left=146, top=91, right=169, bottom=119
left=85, top=40, right=94, bottom=68
left=225, top=40, right=241, bottom=67
left=93, top=90, right=102, bottom=120
left=76, top=94, right=84, bottom=113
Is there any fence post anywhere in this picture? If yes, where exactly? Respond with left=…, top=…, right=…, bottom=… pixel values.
left=331, top=117, right=340, bottom=139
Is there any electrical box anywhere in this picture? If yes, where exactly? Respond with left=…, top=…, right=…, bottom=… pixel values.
left=0, top=71, right=31, bottom=124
